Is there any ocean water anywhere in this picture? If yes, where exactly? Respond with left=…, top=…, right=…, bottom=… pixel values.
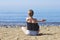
left=0, top=12, right=60, bottom=26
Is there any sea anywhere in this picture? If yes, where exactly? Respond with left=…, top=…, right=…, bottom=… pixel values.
left=0, top=12, right=60, bottom=27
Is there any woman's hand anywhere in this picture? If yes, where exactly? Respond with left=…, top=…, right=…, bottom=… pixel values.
left=41, top=19, right=46, bottom=22
left=37, top=19, right=46, bottom=22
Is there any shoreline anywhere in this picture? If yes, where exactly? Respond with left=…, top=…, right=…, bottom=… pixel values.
left=0, top=25, right=60, bottom=28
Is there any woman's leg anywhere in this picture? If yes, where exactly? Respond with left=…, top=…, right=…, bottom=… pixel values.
left=21, top=27, right=27, bottom=34
left=21, top=27, right=39, bottom=36
left=21, top=27, right=31, bottom=35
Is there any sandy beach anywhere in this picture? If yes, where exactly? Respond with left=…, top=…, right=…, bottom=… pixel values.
left=0, top=26, right=60, bottom=40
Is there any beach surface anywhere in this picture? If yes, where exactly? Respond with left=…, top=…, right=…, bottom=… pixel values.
left=0, top=26, right=60, bottom=40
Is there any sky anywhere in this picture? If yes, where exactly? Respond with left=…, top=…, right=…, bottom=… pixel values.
left=0, top=0, right=60, bottom=12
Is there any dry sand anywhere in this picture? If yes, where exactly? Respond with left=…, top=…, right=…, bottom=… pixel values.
left=0, top=26, right=60, bottom=40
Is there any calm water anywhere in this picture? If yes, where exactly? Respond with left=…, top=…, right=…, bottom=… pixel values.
left=0, top=12, right=60, bottom=25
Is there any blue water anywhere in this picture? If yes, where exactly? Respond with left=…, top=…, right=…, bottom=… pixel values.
left=0, top=12, right=60, bottom=25
left=0, top=12, right=60, bottom=22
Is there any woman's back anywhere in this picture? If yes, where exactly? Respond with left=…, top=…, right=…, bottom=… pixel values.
left=26, top=17, right=37, bottom=23
left=27, top=22, right=39, bottom=31
left=26, top=17, right=39, bottom=31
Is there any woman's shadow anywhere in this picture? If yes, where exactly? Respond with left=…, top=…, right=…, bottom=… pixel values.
left=37, top=33, right=54, bottom=36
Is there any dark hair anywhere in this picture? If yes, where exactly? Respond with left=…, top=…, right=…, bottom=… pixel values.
left=28, top=9, right=34, bottom=17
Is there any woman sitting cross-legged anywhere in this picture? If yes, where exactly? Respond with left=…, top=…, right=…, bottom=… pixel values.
left=21, top=9, right=46, bottom=36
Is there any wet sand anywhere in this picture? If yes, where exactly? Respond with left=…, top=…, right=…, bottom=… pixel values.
left=0, top=26, right=60, bottom=40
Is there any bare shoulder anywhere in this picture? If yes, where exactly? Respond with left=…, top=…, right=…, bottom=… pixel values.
left=26, top=17, right=30, bottom=21
left=26, top=17, right=29, bottom=20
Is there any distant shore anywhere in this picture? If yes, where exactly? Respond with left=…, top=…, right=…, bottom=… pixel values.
left=0, top=26, right=60, bottom=40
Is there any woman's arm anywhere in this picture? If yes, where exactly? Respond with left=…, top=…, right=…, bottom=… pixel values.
left=37, top=19, right=46, bottom=22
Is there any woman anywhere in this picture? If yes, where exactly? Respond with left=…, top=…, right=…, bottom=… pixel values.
left=21, top=9, right=46, bottom=36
